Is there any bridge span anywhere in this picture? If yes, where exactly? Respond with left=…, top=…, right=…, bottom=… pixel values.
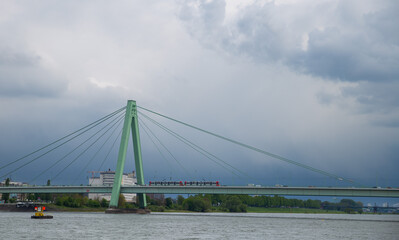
left=1, top=186, right=398, bottom=198
left=2, top=101, right=399, bottom=208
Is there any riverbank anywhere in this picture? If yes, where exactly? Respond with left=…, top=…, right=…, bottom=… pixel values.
left=159, top=207, right=345, bottom=214
left=0, top=204, right=384, bottom=214
left=246, top=207, right=344, bottom=214
left=0, top=204, right=107, bottom=212
left=46, top=204, right=107, bottom=212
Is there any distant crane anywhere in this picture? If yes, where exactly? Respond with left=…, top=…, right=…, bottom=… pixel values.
left=87, top=171, right=102, bottom=186
left=87, top=171, right=101, bottom=178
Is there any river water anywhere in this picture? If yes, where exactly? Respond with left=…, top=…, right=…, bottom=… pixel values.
left=0, top=212, right=398, bottom=239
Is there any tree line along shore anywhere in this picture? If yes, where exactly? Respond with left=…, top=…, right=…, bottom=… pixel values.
left=2, top=192, right=365, bottom=214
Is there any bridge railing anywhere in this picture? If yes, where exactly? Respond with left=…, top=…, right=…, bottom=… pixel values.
left=0, top=186, right=398, bottom=198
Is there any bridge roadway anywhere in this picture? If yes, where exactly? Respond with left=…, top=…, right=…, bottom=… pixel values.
left=1, top=186, right=398, bottom=198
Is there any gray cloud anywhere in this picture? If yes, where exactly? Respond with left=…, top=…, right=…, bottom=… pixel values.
left=341, top=82, right=399, bottom=112
left=0, top=1, right=397, bottom=188
left=179, top=0, right=399, bottom=83
left=0, top=48, right=67, bottom=98
left=178, top=0, right=399, bottom=122
left=292, top=25, right=399, bottom=82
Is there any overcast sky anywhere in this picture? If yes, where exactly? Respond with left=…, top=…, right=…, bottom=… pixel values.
left=0, top=0, right=398, bottom=191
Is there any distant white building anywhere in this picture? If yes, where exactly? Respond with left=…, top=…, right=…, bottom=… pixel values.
left=0, top=179, right=28, bottom=200
left=0, top=180, right=27, bottom=187
left=88, top=170, right=137, bottom=202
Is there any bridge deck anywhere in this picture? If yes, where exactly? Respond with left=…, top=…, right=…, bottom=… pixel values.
left=1, top=186, right=398, bottom=198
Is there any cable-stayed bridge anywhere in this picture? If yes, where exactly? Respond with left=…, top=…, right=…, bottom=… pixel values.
left=1, top=185, right=398, bottom=198
left=0, top=100, right=398, bottom=208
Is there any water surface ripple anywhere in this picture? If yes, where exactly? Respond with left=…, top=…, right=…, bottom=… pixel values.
left=0, top=212, right=398, bottom=239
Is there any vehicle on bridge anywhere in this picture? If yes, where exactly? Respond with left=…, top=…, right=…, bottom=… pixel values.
left=149, top=181, right=220, bottom=186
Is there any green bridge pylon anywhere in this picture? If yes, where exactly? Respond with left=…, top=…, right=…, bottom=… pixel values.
left=109, top=100, right=147, bottom=208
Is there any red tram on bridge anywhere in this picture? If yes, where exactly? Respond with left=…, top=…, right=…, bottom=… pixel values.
left=149, top=181, right=220, bottom=186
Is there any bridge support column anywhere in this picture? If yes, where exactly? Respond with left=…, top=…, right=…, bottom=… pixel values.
left=109, top=100, right=147, bottom=208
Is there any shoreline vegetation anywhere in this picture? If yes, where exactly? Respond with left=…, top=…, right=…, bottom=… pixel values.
left=1, top=192, right=370, bottom=214
left=0, top=204, right=346, bottom=214
left=145, top=194, right=364, bottom=214
left=43, top=205, right=347, bottom=214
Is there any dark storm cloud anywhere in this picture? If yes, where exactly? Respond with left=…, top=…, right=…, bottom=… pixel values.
left=0, top=0, right=397, bottom=188
left=0, top=49, right=40, bottom=66
left=179, top=0, right=399, bottom=82
left=0, top=48, right=67, bottom=98
left=291, top=19, right=399, bottom=82
left=341, top=81, right=399, bottom=114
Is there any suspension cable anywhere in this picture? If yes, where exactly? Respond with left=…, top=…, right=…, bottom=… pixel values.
left=30, top=111, right=124, bottom=183
left=89, top=128, right=123, bottom=186
left=51, top=114, right=125, bottom=182
left=137, top=117, right=189, bottom=176
left=138, top=119, right=175, bottom=176
left=0, top=108, right=126, bottom=180
left=138, top=106, right=359, bottom=186
left=139, top=111, right=246, bottom=179
left=0, top=106, right=126, bottom=171
left=72, top=115, right=124, bottom=185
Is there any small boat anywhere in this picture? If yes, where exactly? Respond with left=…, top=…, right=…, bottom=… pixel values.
left=31, top=206, right=53, bottom=219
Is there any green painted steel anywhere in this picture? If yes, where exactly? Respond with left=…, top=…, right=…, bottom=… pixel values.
left=1, top=186, right=398, bottom=198
left=109, top=101, right=134, bottom=207
left=109, top=100, right=146, bottom=208
left=130, top=101, right=147, bottom=207
left=123, top=186, right=399, bottom=198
